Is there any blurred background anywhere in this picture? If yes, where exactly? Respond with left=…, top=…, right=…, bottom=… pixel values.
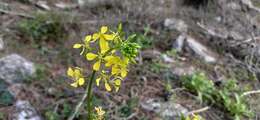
left=0, top=0, right=260, bottom=120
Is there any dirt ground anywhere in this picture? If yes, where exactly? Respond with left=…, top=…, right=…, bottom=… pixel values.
left=0, top=0, right=260, bottom=120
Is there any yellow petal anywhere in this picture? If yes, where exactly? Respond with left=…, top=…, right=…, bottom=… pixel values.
left=70, top=82, right=78, bottom=87
left=96, top=77, right=101, bottom=86
left=78, top=78, right=85, bottom=86
left=86, top=53, right=98, bottom=60
left=85, top=35, right=92, bottom=42
left=104, top=56, right=114, bottom=61
left=93, top=60, right=101, bottom=71
left=112, top=66, right=120, bottom=75
left=121, top=69, right=128, bottom=78
left=93, top=33, right=99, bottom=41
left=104, top=34, right=114, bottom=40
left=99, top=39, right=109, bottom=53
left=101, top=26, right=108, bottom=34
left=114, top=79, right=121, bottom=86
left=67, top=67, right=74, bottom=77
left=104, top=56, right=115, bottom=67
left=105, top=82, right=111, bottom=92
left=73, top=44, right=82, bottom=48
left=74, top=69, right=81, bottom=78
left=111, top=50, right=116, bottom=54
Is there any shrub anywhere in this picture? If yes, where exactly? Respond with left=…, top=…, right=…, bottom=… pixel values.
left=181, top=72, right=252, bottom=120
left=18, top=12, right=67, bottom=43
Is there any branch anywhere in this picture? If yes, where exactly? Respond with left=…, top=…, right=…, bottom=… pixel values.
left=187, top=106, right=210, bottom=115
left=0, top=8, right=34, bottom=18
left=68, top=91, right=88, bottom=120
left=242, top=90, right=260, bottom=97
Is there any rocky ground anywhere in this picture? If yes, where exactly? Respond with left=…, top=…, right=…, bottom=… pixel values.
left=0, top=0, right=260, bottom=120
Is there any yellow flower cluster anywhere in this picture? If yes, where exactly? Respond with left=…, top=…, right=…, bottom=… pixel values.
left=185, top=114, right=203, bottom=120
left=94, top=106, right=105, bottom=120
left=67, top=67, right=85, bottom=87
left=68, top=25, right=140, bottom=92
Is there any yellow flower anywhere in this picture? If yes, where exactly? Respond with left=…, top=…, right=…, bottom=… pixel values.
left=105, top=82, right=112, bottom=92
left=93, top=26, right=114, bottom=53
left=95, top=106, right=105, bottom=120
left=114, top=78, right=121, bottom=92
left=95, top=71, right=112, bottom=92
left=73, top=35, right=92, bottom=55
left=67, top=67, right=85, bottom=87
left=86, top=52, right=101, bottom=71
left=185, top=114, right=203, bottom=120
left=84, top=35, right=92, bottom=48
left=104, top=56, right=129, bottom=78
left=192, top=115, right=202, bottom=120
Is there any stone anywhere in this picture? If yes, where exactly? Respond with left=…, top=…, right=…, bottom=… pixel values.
left=78, top=0, right=115, bottom=8
left=172, top=34, right=186, bottom=52
left=141, top=49, right=161, bottom=60
left=162, top=54, right=174, bottom=63
left=171, top=62, right=195, bottom=77
left=227, top=2, right=241, bottom=10
left=242, top=0, right=260, bottom=12
left=186, top=36, right=217, bottom=63
left=0, top=36, right=4, bottom=50
left=36, top=1, right=51, bottom=10
left=12, top=100, right=42, bottom=120
left=55, top=2, right=78, bottom=9
left=0, top=54, right=35, bottom=84
left=141, top=99, right=189, bottom=120
left=164, top=18, right=188, bottom=33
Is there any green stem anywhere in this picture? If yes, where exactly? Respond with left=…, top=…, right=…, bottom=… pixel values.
left=86, top=70, right=96, bottom=120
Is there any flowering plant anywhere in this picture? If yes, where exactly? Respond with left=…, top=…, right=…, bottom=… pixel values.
left=67, top=24, right=140, bottom=120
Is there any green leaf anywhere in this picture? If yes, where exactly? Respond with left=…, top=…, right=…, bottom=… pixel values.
left=0, top=90, right=14, bottom=106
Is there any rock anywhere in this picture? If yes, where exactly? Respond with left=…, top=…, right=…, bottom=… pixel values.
left=227, top=2, right=241, bottom=10
left=173, top=34, right=186, bottom=52
left=186, top=36, right=217, bottom=63
left=36, top=1, right=51, bottom=10
left=242, top=0, right=260, bottom=12
left=171, top=62, right=195, bottom=77
left=162, top=54, right=174, bottom=63
left=55, top=2, right=78, bottom=9
left=0, top=36, right=4, bottom=50
left=0, top=54, right=35, bottom=84
left=141, top=99, right=189, bottom=120
left=164, top=18, right=188, bottom=33
left=12, top=100, right=42, bottom=120
left=141, top=49, right=161, bottom=60
left=229, top=31, right=245, bottom=40
left=77, top=0, right=115, bottom=8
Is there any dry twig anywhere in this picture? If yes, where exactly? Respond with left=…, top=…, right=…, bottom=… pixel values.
left=242, top=90, right=260, bottom=97
left=0, top=8, right=34, bottom=18
left=187, top=106, right=210, bottom=115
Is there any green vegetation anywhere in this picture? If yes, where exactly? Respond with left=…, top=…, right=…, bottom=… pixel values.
left=181, top=72, right=252, bottom=120
left=119, top=97, right=139, bottom=117
left=26, top=64, right=48, bottom=83
left=0, top=80, right=14, bottom=106
left=18, top=12, right=67, bottom=43
left=131, top=26, right=154, bottom=49
left=182, top=72, right=216, bottom=103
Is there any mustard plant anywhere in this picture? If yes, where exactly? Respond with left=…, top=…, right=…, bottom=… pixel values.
left=181, top=114, right=204, bottom=120
left=67, top=24, right=140, bottom=120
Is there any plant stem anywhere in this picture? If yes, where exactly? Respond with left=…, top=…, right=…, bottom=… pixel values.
left=86, top=70, right=96, bottom=120
left=68, top=71, right=96, bottom=120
